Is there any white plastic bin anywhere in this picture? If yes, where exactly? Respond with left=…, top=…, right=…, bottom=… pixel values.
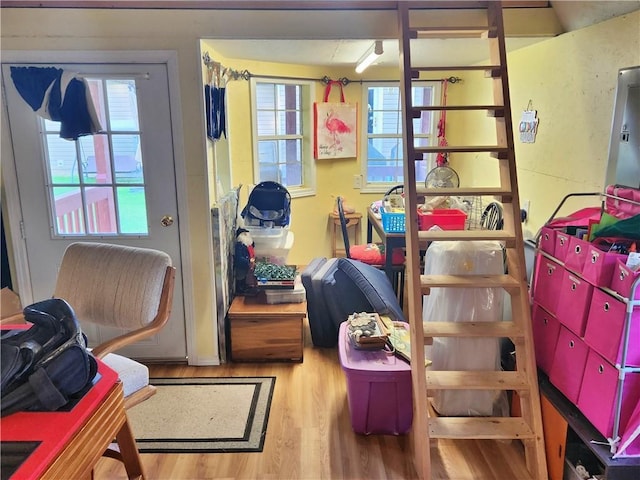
left=254, top=231, right=294, bottom=265
left=265, top=275, right=306, bottom=304
left=246, top=226, right=288, bottom=249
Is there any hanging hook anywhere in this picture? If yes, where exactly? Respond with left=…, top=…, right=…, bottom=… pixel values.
left=526, top=99, right=533, bottom=111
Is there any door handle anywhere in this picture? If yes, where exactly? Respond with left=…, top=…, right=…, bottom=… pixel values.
left=161, top=215, right=174, bottom=227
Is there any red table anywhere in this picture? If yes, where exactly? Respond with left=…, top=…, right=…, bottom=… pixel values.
left=1, top=340, right=145, bottom=479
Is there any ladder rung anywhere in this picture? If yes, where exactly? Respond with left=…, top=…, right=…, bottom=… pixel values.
left=421, top=273, right=520, bottom=289
left=416, top=186, right=512, bottom=199
left=413, top=65, right=501, bottom=72
left=415, top=145, right=509, bottom=154
left=410, top=26, right=496, bottom=39
left=424, top=321, right=523, bottom=338
left=426, top=370, right=529, bottom=390
left=428, top=417, right=535, bottom=440
left=411, top=105, right=504, bottom=118
left=417, top=229, right=516, bottom=244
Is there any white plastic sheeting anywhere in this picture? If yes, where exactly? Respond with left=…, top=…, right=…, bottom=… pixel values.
left=423, top=240, right=508, bottom=416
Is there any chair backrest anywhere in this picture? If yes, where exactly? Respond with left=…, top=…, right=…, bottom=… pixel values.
left=480, top=202, right=504, bottom=230
left=385, top=184, right=404, bottom=196
left=336, top=196, right=352, bottom=259
left=54, top=242, right=173, bottom=331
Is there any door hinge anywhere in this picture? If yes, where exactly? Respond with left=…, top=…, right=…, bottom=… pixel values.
left=19, top=221, right=26, bottom=239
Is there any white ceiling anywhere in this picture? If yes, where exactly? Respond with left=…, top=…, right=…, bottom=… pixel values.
left=207, top=1, right=640, bottom=68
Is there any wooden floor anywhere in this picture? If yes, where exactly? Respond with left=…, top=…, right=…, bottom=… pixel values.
left=94, top=319, right=533, bottom=480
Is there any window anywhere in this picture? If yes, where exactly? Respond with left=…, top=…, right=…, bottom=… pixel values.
left=251, top=78, right=315, bottom=196
left=44, top=78, right=148, bottom=236
left=361, top=81, right=440, bottom=191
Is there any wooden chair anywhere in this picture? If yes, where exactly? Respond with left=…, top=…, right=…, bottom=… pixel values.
left=336, top=196, right=405, bottom=305
left=53, top=242, right=176, bottom=410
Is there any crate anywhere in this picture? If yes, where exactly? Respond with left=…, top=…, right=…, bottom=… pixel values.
left=338, top=321, right=413, bottom=435
left=417, top=208, right=467, bottom=231
left=380, top=208, right=406, bottom=233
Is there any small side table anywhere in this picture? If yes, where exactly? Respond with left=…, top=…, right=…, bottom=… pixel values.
left=329, top=211, right=362, bottom=257
left=229, top=293, right=306, bottom=362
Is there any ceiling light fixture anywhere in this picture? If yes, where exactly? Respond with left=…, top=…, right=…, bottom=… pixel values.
left=355, top=40, right=383, bottom=74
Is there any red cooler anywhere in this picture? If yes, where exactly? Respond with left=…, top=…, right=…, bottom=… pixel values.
left=338, top=321, right=413, bottom=435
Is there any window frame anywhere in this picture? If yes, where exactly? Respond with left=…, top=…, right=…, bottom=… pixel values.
left=250, top=77, right=316, bottom=198
left=359, top=80, right=441, bottom=193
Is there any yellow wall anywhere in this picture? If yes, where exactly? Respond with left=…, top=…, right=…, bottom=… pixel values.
left=506, top=11, right=639, bottom=236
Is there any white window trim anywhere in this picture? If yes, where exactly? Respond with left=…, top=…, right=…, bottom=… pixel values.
left=359, top=80, right=441, bottom=194
left=249, top=77, right=316, bottom=198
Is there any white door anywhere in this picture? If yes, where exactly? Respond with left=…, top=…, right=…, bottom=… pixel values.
left=2, top=61, right=186, bottom=360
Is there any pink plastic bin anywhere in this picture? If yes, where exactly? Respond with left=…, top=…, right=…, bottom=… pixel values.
left=577, top=349, right=640, bottom=439
left=581, top=246, right=627, bottom=288
left=610, top=258, right=640, bottom=300
left=583, top=289, right=640, bottom=367
left=549, top=327, right=589, bottom=404
left=531, top=303, right=561, bottom=375
left=554, top=232, right=571, bottom=262
left=564, top=236, right=590, bottom=274
left=532, top=255, right=563, bottom=316
left=555, top=268, right=594, bottom=337
left=538, top=227, right=557, bottom=257
left=338, top=321, right=413, bottom=435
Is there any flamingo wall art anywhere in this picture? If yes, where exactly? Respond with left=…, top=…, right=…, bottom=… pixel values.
left=314, top=83, right=357, bottom=159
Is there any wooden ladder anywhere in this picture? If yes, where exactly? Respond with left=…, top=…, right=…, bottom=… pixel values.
left=396, top=2, right=547, bottom=479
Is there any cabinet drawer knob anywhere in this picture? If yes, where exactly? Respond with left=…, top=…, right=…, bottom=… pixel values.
left=603, top=302, right=610, bottom=312
left=598, top=365, right=604, bottom=374
left=569, top=340, right=575, bottom=348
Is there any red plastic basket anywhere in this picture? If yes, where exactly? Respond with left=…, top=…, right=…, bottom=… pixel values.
left=417, top=209, right=467, bottom=231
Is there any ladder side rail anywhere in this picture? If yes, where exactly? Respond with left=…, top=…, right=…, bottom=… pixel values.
left=488, top=3, right=547, bottom=478
left=397, top=3, right=431, bottom=480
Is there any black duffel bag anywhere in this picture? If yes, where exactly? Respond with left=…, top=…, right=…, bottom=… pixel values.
left=1, top=298, right=98, bottom=417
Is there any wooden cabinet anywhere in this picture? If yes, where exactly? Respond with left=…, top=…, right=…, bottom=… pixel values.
left=228, top=294, right=306, bottom=362
left=541, top=393, right=568, bottom=480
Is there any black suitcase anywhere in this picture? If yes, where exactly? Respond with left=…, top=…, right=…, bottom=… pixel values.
left=301, top=258, right=340, bottom=347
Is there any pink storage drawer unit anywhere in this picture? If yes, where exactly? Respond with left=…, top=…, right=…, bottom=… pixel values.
left=531, top=303, right=561, bottom=375
left=532, top=255, right=563, bottom=317
left=549, top=326, right=590, bottom=404
left=564, top=236, right=590, bottom=274
left=538, top=227, right=557, bottom=257
left=610, top=258, right=640, bottom=300
left=554, top=269, right=594, bottom=337
left=583, top=289, right=640, bottom=367
left=577, top=349, right=640, bottom=439
left=338, top=321, right=413, bottom=435
left=581, top=246, right=627, bottom=288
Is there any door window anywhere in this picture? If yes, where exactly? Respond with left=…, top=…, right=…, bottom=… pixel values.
left=45, top=78, right=148, bottom=236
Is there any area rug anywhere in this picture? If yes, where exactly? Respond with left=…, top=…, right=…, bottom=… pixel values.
left=127, top=376, right=276, bottom=453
